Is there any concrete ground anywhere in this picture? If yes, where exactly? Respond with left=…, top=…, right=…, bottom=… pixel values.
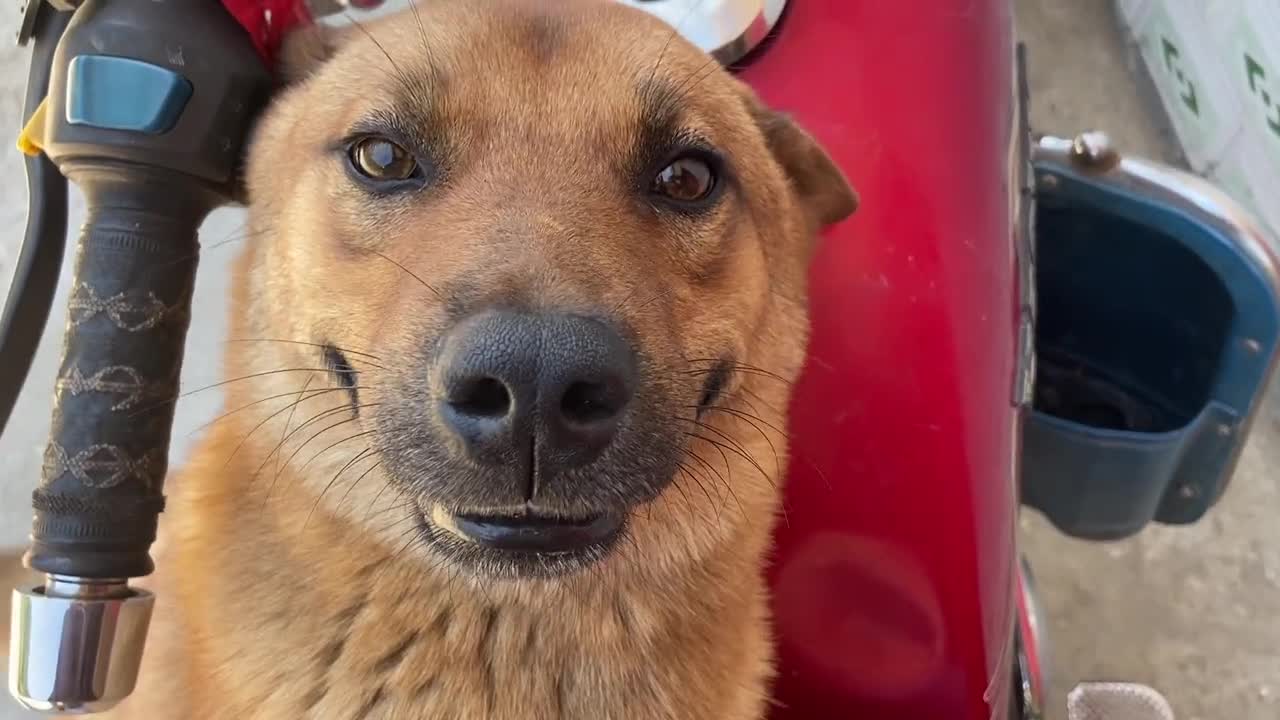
left=0, top=2, right=1275, bottom=719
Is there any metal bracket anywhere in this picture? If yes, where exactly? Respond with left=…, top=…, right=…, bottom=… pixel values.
left=17, top=0, right=42, bottom=46
left=17, top=0, right=77, bottom=46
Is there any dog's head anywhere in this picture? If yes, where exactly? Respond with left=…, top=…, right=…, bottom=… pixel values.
left=237, top=0, right=854, bottom=583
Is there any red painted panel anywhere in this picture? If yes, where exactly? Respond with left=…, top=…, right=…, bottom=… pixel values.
left=739, top=2, right=1021, bottom=717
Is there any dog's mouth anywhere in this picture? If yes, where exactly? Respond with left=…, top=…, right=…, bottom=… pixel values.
left=417, top=503, right=626, bottom=576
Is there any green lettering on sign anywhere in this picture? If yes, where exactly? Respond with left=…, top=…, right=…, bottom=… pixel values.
left=1161, top=37, right=1200, bottom=116
left=1245, top=53, right=1280, bottom=138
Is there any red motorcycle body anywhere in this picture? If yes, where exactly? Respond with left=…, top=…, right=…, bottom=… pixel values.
left=739, top=2, right=1022, bottom=718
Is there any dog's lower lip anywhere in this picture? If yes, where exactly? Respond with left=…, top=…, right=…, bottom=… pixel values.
left=429, top=504, right=622, bottom=554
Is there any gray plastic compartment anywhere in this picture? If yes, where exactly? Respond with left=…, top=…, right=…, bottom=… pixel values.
left=1020, top=137, right=1280, bottom=541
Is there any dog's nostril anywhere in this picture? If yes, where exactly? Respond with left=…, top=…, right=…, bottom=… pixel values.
left=450, top=377, right=512, bottom=418
left=561, top=380, right=623, bottom=425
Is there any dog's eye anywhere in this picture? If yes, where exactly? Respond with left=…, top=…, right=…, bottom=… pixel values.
left=651, top=155, right=717, bottom=203
left=348, top=137, right=420, bottom=182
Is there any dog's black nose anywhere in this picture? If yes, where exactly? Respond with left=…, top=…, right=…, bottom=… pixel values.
left=437, top=311, right=636, bottom=476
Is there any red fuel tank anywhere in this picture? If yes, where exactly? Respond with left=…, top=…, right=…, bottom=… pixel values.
left=737, top=2, right=1023, bottom=718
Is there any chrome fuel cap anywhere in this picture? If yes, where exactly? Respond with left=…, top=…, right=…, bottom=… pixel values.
left=310, top=0, right=789, bottom=66
left=616, top=0, right=787, bottom=64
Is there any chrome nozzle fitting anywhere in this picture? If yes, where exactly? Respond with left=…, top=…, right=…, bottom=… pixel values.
left=8, top=576, right=153, bottom=715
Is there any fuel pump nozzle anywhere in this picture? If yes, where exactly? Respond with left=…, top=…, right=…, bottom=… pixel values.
left=7, top=0, right=270, bottom=712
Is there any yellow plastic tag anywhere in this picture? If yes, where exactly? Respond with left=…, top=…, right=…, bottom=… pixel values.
left=17, top=97, right=48, bottom=157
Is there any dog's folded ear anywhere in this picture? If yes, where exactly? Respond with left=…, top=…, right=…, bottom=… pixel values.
left=275, top=24, right=350, bottom=86
left=740, top=89, right=858, bottom=229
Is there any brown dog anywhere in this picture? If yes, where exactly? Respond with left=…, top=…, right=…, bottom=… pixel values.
left=97, top=1, right=854, bottom=717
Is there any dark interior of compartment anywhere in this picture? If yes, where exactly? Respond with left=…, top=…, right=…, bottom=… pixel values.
left=1033, top=200, right=1233, bottom=433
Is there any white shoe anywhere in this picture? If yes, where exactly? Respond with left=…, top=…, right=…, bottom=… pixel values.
left=1067, top=683, right=1176, bottom=720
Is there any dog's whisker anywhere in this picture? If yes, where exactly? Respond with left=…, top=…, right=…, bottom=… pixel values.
left=252, top=404, right=363, bottom=493
left=684, top=426, right=734, bottom=479
left=637, top=495, right=655, bottom=524
left=732, top=392, right=832, bottom=491
left=370, top=249, right=445, bottom=300
left=683, top=358, right=792, bottom=386
left=373, top=504, right=422, bottom=536
left=273, top=376, right=317, bottom=486
left=691, top=403, right=787, bottom=439
left=362, top=481, right=415, bottom=533
left=665, top=471, right=698, bottom=524
left=741, top=386, right=786, bottom=416
left=270, top=410, right=381, bottom=489
left=680, top=446, right=747, bottom=520
left=369, top=524, right=428, bottom=588
left=678, top=443, right=730, bottom=493
left=733, top=393, right=778, bottom=425
left=304, top=445, right=378, bottom=531
left=332, top=457, right=386, bottom=519
left=675, top=461, right=718, bottom=511
left=667, top=475, right=714, bottom=545
left=632, top=287, right=678, bottom=313
left=682, top=416, right=755, bottom=461
left=719, top=404, right=792, bottom=477
left=688, top=426, right=790, bottom=525
left=668, top=53, right=723, bottom=108
left=675, top=462, right=723, bottom=527
left=610, top=283, right=645, bottom=314
left=618, top=528, right=645, bottom=567
left=228, top=338, right=385, bottom=365
left=127, top=367, right=329, bottom=417
left=152, top=221, right=278, bottom=269
left=363, top=469, right=401, bottom=522
left=406, top=0, right=437, bottom=73
left=298, top=428, right=381, bottom=475
left=684, top=430, right=773, bottom=488
left=189, top=384, right=354, bottom=438
left=677, top=456, right=726, bottom=511
left=682, top=412, right=781, bottom=479
left=344, top=13, right=423, bottom=105
left=223, top=386, right=346, bottom=469
left=641, top=0, right=709, bottom=107
left=684, top=431, right=744, bottom=519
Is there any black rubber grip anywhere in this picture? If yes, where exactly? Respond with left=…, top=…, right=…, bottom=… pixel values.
left=27, top=182, right=207, bottom=579
left=21, top=0, right=271, bottom=580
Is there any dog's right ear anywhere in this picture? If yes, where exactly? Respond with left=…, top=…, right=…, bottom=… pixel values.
left=275, top=24, right=347, bottom=85
left=737, top=86, right=858, bottom=230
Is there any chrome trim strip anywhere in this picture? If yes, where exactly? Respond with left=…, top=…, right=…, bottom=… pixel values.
left=1016, top=556, right=1048, bottom=720
left=1011, top=43, right=1036, bottom=408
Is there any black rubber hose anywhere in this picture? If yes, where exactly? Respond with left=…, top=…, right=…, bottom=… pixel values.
left=0, top=6, right=72, bottom=434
